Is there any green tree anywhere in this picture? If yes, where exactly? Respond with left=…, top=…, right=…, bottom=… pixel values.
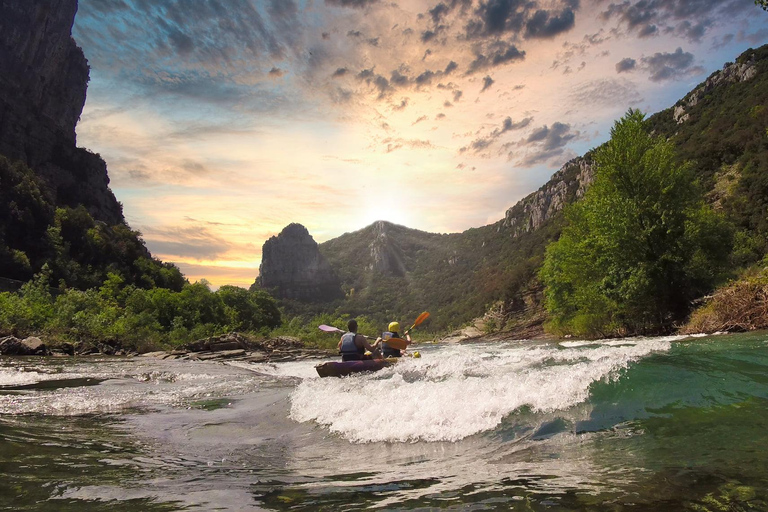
left=540, top=110, right=732, bottom=336
left=757, top=0, right=768, bottom=12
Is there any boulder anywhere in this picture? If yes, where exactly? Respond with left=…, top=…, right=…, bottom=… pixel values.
left=0, top=336, right=47, bottom=355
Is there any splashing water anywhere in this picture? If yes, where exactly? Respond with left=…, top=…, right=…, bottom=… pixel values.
left=290, top=338, right=673, bottom=443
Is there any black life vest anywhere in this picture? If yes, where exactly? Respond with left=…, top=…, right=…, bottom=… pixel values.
left=382, top=331, right=402, bottom=357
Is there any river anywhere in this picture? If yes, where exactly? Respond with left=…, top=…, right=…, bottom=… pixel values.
left=1, top=333, right=767, bottom=511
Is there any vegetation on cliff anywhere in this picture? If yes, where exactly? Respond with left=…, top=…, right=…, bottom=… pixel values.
left=0, top=156, right=184, bottom=291
left=540, top=110, right=733, bottom=336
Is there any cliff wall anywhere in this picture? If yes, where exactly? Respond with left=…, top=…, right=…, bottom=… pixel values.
left=0, top=0, right=123, bottom=225
left=255, top=223, right=344, bottom=302
left=500, top=156, right=593, bottom=237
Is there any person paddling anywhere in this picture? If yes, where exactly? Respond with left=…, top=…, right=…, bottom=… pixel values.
left=338, top=319, right=379, bottom=361
left=377, top=321, right=411, bottom=358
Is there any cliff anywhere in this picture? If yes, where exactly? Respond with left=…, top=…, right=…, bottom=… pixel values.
left=0, top=0, right=123, bottom=225
left=500, top=156, right=593, bottom=237
left=254, top=223, right=344, bottom=302
left=0, top=0, right=183, bottom=290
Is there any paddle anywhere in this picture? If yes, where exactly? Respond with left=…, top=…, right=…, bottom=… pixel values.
left=383, top=312, right=430, bottom=351
left=404, top=311, right=430, bottom=335
left=318, top=325, right=375, bottom=340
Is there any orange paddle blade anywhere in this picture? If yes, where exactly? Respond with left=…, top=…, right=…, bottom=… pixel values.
left=385, top=337, right=409, bottom=350
left=412, top=311, right=430, bottom=328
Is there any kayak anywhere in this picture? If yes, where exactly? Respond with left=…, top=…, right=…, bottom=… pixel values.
left=315, top=358, right=397, bottom=378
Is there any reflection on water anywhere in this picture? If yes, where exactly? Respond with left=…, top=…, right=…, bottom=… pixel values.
left=1, top=333, right=768, bottom=510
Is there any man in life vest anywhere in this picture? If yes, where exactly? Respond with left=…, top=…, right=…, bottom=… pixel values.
left=337, top=319, right=379, bottom=361
left=377, top=321, right=411, bottom=358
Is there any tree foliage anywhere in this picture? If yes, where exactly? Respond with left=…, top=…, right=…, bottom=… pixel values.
left=0, top=272, right=281, bottom=350
left=540, top=110, right=733, bottom=336
left=0, top=155, right=185, bottom=291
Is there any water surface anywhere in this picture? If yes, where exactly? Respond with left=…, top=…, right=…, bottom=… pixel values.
left=2, top=333, right=767, bottom=510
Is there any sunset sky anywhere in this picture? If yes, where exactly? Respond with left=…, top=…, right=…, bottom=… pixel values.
left=71, top=0, right=768, bottom=288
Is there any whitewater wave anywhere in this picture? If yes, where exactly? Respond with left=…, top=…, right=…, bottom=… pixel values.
left=289, top=338, right=672, bottom=443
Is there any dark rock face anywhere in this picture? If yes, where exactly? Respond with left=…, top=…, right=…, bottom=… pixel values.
left=0, top=0, right=123, bottom=225
left=255, top=223, right=344, bottom=301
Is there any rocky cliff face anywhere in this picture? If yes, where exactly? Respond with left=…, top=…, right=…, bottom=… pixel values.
left=0, top=0, right=123, bottom=225
left=368, top=221, right=407, bottom=276
left=500, top=156, right=593, bottom=237
left=255, top=223, right=344, bottom=302
left=673, top=56, right=758, bottom=124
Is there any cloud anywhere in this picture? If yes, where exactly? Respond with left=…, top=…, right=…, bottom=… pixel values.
left=460, top=116, right=533, bottom=154
left=464, top=0, right=579, bottom=40
left=268, top=67, right=286, bottom=78
left=393, top=98, right=409, bottom=110
left=382, top=137, right=436, bottom=153
left=524, top=9, right=577, bottom=39
left=142, top=225, right=233, bottom=260
left=358, top=68, right=392, bottom=98
left=467, top=42, right=526, bottom=74
left=481, top=75, right=495, bottom=92
left=600, top=0, right=753, bottom=43
left=615, top=57, right=637, bottom=73
left=515, top=122, right=580, bottom=166
left=569, top=77, right=643, bottom=107
left=325, top=0, right=380, bottom=8
left=737, top=27, right=768, bottom=45
left=332, top=67, right=349, bottom=77
left=641, top=47, right=703, bottom=82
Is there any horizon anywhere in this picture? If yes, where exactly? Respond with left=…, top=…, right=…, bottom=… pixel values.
left=71, top=0, right=768, bottom=288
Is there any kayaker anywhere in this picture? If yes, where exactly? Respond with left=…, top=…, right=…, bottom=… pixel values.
left=377, top=321, right=411, bottom=358
left=338, top=319, right=379, bottom=361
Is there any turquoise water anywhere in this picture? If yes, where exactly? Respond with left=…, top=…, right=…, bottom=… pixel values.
left=1, top=333, right=768, bottom=510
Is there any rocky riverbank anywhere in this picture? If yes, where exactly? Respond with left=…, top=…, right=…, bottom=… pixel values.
left=0, top=332, right=335, bottom=362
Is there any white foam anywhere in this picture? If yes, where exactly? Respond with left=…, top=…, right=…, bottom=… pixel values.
left=289, top=339, right=671, bottom=443
left=0, top=359, right=265, bottom=415
left=227, top=360, right=320, bottom=380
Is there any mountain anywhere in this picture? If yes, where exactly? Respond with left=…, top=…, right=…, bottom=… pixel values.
left=255, top=223, right=343, bottom=302
left=257, top=43, right=768, bottom=334
left=0, top=0, right=183, bottom=291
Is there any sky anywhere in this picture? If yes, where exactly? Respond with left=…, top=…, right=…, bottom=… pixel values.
left=71, top=0, right=768, bottom=288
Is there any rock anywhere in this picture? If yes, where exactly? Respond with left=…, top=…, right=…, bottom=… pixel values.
left=0, top=336, right=22, bottom=355
left=210, top=341, right=243, bottom=352
left=21, top=336, right=46, bottom=355
left=501, top=156, right=594, bottom=238
left=254, top=223, right=344, bottom=301
left=0, top=336, right=47, bottom=355
left=244, top=353, right=268, bottom=363
left=191, top=349, right=246, bottom=361
left=368, top=221, right=407, bottom=276
left=673, top=56, right=758, bottom=126
left=0, top=0, right=124, bottom=224
left=140, top=351, right=169, bottom=358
